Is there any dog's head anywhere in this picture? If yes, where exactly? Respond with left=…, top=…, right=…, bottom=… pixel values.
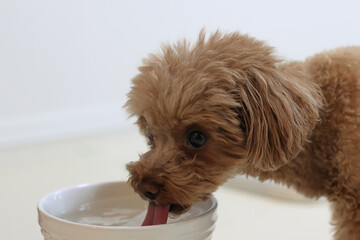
left=125, top=31, right=321, bottom=213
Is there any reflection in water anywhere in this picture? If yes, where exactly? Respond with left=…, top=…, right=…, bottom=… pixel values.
left=58, top=196, right=203, bottom=226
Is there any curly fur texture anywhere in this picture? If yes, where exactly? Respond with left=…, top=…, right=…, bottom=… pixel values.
left=125, top=31, right=360, bottom=239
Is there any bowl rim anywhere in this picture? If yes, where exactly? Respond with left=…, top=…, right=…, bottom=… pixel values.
left=38, top=181, right=217, bottom=230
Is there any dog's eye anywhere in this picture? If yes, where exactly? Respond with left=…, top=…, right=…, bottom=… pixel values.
left=187, top=131, right=206, bottom=148
left=148, top=132, right=154, bottom=141
left=147, top=128, right=154, bottom=142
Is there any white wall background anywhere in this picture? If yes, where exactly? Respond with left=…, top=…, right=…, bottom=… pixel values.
left=1, top=0, right=360, bottom=147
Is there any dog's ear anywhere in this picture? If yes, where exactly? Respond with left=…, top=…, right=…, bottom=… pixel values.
left=239, top=66, right=321, bottom=171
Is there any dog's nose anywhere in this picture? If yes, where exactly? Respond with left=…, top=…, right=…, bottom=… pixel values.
left=136, top=181, right=159, bottom=200
left=143, top=191, right=158, bottom=200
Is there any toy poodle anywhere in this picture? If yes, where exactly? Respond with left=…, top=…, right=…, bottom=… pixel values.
left=125, top=30, right=360, bottom=239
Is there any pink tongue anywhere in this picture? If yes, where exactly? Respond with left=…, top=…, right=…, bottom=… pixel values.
left=141, top=202, right=170, bottom=226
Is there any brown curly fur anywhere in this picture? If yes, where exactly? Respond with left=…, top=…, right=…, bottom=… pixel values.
left=125, top=31, right=360, bottom=239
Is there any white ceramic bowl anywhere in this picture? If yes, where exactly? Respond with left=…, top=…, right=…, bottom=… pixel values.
left=38, top=181, right=217, bottom=240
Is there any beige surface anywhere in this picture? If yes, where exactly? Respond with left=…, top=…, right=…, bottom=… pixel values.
left=0, top=129, right=332, bottom=240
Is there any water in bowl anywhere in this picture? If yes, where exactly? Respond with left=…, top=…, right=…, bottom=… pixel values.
left=58, top=196, right=203, bottom=227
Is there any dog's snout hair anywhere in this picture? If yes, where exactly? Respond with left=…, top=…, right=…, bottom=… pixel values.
left=127, top=146, right=202, bottom=206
